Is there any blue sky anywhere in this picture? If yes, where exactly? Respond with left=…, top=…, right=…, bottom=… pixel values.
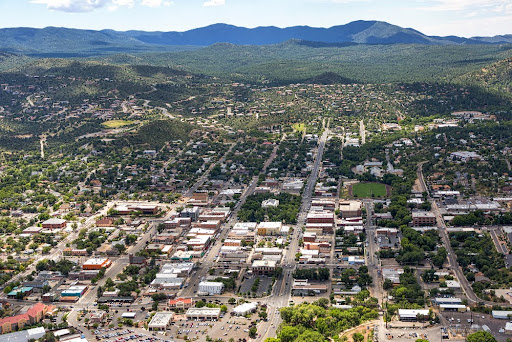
left=1, top=0, right=511, bottom=37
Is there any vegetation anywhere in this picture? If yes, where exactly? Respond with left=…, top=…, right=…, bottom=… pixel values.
left=238, top=193, right=301, bottom=224
left=269, top=302, right=378, bottom=342
left=352, top=182, right=387, bottom=198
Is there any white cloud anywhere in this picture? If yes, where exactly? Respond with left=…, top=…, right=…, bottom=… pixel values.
left=141, top=0, right=161, bottom=7
left=31, top=0, right=110, bottom=12
left=203, top=0, right=225, bottom=7
left=113, top=0, right=134, bottom=6
left=32, top=0, right=173, bottom=12
left=420, top=0, right=512, bottom=12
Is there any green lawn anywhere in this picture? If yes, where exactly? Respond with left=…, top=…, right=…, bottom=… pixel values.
left=292, top=123, right=306, bottom=134
left=102, top=120, right=134, bottom=129
left=352, top=182, right=387, bottom=198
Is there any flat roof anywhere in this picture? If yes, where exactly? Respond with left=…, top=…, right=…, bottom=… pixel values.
left=83, top=258, right=110, bottom=265
left=121, top=312, right=137, bottom=318
left=186, top=308, right=221, bottom=315
left=398, top=309, right=429, bottom=317
left=148, top=312, right=174, bottom=327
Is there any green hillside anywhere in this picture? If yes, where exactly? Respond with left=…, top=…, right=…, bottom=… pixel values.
left=94, top=42, right=512, bottom=83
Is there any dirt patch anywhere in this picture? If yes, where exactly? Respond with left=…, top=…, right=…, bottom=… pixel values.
left=340, top=321, right=376, bottom=342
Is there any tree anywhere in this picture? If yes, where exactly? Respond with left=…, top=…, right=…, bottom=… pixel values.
left=249, top=326, right=257, bottom=339
left=353, top=333, right=364, bottom=342
left=228, top=298, right=237, bottom=305
left=41, top=332, right=57, bottom=342
left=278, top=326, right=300, bottom=342
left=383, top=278, right=393, bottom=290
left=467, top=331, right=497, bottom=342
left=295, top=330, right=326, bottom=342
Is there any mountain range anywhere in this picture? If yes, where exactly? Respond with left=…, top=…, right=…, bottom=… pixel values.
left=1, top=20, right=512, bottom=56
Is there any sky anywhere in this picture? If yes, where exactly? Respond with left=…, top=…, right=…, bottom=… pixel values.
left=0, top=0, right=511, bottom=37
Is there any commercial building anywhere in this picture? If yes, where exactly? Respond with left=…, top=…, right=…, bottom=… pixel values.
left=148, top=312, right=174, bottom=331
left=186, top=308, right=221, bottom=320
left=398, top=309, right=430, bottom=322
left=82, top=258, right=112, bottom=270
left=412, top=211, right=436, bottom=226
left=232, top=302, right=258, bottom=316
left=257, top=222, right=282, bottom=236
left=339, top=201, right=362, bottom=218
left=198, top=281, right=224, bottom=295
left=168, top=298, right=195, bottom=310
left=61, top=285, right=88, bottom=298
left=382, top=268, right=404, bottom=285
left=41, top=218, right=67, bottom=230
left=252, top=260, right=277, bottom=275
left=292, top=279, right=328, bottom=295
left=306, top=211, right=335, bottom=224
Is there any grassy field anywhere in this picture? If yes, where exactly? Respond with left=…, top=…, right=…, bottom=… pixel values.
left=292, top=123, right=306, bottom=134
left=352, top=182, right=387, bottom=198
left=102, top=120, right=134, bottom=129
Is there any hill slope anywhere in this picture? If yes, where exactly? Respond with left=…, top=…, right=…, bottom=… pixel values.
left=457, top=57, right=512, bottom=92
left=1, top=21, right=512, bottom=56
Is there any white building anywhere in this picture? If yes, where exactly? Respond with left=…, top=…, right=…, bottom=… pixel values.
left=148, top=312, right=174, bottom=331
left=186, top=308, right=221, bottom=320
left=233, top=302, right=258, bottom=316
left=198, top=281, right=224, bottom=295
left=492, top=311, right=512, bottom=319
left=398, top=309, right=429, bottom=322
left=262, top=199, right=279, bottom=208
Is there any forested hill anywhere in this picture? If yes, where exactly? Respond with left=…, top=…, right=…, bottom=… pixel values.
left=457, top=57, right=512, bottom=93
left=1, top=21, right=512, bottom=56
left=102, top=42, right=512, bottom=84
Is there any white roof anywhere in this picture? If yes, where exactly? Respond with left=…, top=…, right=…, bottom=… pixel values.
left=398, top=309, right=429, bottom=318
left=252, top=259, right=277, bottom=267
left=198, top=281, right=224, bottom=287
left=186, top=308, right=221, bottom=315
left=446, top=280, right=461, bottom=288
left=43, top=218, right=66, bottom=224
left=257, top=222, right=282, bottom=229
left=148, top=312, right=174, bottom=327
left=121, top=312, right=137, bottom=318
left=233, top=302, right=258, bottom=314
left=83, top=258, right=109, bottom=265
left=53, top=329, right=71, bottom=337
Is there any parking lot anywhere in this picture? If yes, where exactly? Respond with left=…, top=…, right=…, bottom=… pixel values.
left=239, top=276, right=274, bottom=296
left=92, top=328, right=169, bottom=342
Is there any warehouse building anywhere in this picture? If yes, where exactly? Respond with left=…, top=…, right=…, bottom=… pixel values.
left=433, top=297, right=462, bottom=305
left=398, top=309, right=430, bottom=322
left=440, top=304, right=467, bottom=312
left=492, top=311, right=512, bottom=319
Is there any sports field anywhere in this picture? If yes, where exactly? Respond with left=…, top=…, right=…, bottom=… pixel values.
left=102, top=120, right=134, bottom=129
left=351, top=182, right=387, bottom=198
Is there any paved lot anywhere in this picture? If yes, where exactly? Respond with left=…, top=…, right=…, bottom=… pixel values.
left=239, top=276, right=273, bottom=296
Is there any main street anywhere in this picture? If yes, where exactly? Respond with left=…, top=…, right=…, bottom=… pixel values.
left=258, top=124, right=330, bottom=341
